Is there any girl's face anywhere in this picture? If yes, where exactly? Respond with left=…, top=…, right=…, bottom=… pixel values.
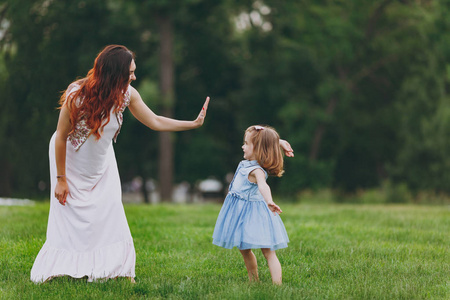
left=242, top=132, right=255, bottom=160
left=129, top=59, right=137, bottom=84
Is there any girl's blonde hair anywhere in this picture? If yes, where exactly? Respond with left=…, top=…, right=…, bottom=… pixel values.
left=245, top=125, right=284, bottom=177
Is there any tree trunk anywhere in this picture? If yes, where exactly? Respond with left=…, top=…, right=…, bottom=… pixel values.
left=156, top=15, right=175, bottom=202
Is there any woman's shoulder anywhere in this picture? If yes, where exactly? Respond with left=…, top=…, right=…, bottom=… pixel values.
left=127, top=85, right=141, bottom=104
left=128, top=84, right=138, bottom=96
left=68, top=78, right=87, bottom=91
left=64, top=82, right=82, bottom=105
left=67, top=82, right=81, bottom=94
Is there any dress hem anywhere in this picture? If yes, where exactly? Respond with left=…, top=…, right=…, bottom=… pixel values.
left=30, top=239, right=136, bottom=283
left=213, top=239, right=288, bottom=251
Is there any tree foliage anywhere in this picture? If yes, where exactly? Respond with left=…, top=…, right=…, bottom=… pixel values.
left=0, top=0, right=449, bottom=199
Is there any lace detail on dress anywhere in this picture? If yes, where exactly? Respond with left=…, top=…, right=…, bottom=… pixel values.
left=68, top=86, right=131, bottom=151
left=69, top=119, right=91, bottom=150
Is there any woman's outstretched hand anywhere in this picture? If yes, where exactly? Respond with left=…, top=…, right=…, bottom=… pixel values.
left=280, top=139, right=294, bottom=157
left=194, top=96, right=210, bottom=127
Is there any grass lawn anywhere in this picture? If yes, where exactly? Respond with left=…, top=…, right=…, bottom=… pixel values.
left=0, top=202, right=449, bottom=299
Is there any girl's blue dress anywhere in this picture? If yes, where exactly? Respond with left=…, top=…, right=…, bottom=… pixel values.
left=213, top=160, right=289, bottom=250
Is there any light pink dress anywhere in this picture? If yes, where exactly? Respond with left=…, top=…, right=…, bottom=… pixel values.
left=30, top=86, right=135, bottom=283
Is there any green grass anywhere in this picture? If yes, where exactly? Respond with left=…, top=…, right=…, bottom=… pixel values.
left=1, top=203, right=449, bottom=299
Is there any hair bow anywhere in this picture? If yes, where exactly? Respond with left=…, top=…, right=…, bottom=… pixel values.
left=254, top=125, right=265, bottom=131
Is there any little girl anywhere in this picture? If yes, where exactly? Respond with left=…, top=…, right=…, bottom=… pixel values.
left=212, top=125, right=289, bottom=285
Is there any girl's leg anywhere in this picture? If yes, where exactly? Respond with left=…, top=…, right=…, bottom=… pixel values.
left=261, top=248, right=282, bottom=285
left=239, top=249, right=259, bottom=282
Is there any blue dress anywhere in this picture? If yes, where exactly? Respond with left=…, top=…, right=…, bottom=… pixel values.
left=212, top=160, right=289, bottom=251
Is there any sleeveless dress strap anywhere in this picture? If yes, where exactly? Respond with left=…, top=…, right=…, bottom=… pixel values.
left=246, top=165, right=268, bottom=180
left=244, top=164, right=267, bottom=201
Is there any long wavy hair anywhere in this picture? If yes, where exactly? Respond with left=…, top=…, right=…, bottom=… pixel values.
left=60, top=45, right=135, bottom=139
left=245, top=125, right=285, bottom=177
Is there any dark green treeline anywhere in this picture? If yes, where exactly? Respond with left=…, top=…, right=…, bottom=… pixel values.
left=0, top=0, right=449, bottom=199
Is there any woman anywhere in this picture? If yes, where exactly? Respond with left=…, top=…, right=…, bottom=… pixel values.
left=30, top=45, right=210, bottom=283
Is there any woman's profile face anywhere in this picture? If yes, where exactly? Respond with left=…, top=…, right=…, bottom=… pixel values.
left=129, top=59, right=136, bottom=84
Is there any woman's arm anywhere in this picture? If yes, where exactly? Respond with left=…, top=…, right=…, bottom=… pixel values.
left=250, top=169, right=283, bottom=214
left=54, top=104, right=72, bottom=206
left=128, top=86, right=209, bottom=131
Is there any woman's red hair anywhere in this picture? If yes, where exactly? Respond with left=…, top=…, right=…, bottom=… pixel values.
left=245, top=125, right=285, bottom=177
left=60, top=45, right=135, bottom=139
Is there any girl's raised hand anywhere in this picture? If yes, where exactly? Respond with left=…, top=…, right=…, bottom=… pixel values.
left=268, top=201, right=283, bottom=215
left=194, top=96, right=210, bottom=127
left=280, top=139, right=294, bottom=157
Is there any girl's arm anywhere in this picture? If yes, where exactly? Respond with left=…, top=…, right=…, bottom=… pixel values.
left=54, top=104, right=72, bottom=206
left=250, top=169, right=283, bottom=214
left=279, top=139, right=294, bottom=157
left=128, top=86, right=209, bottom=131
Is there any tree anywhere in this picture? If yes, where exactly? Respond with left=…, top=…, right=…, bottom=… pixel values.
left=230, top=0, right=450, bottom=194
left=1, top=0, right=450, bottom=200
left=389, top=0, right=450, bottom=192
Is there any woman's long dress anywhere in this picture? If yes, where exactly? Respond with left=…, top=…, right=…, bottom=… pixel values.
left=30, top=90, right=135, bottom=283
